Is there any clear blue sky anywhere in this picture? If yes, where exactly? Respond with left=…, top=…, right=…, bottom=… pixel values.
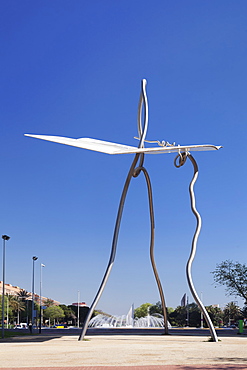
left=1, top=0, right=246, bottom=315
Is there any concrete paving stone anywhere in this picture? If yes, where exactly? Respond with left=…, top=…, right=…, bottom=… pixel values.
left=0, top=334, right=247, bottom=369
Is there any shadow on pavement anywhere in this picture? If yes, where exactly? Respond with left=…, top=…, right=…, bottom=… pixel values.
left=1, top=334, right=63, bottom=343
left=2, top=327, right=246, bottom=343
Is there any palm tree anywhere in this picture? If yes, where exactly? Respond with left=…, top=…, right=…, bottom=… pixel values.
left=206, top=305, right=223, bottom=327
left=8, top=295, right=25, bottom=324
left=17, top=289, right=31, bottom=323
left=224, top=301, right=241, bottom=326
left=43, top=298, right=54, bottom=307
left=17, top=289, right=31, bottom=301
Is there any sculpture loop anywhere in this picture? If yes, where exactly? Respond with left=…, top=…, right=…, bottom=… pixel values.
left=174, top=152, right=188, bottom=168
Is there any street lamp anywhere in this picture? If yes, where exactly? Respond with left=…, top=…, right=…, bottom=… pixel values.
left=39, top=263, right=45, bottom=334
left=77, top=290, right=80, bottom=328
left=31, top=256, right=38, bottom=333
left=1, top=235, right=10, bottom=339
left=200, top=292, right=203, bottom=329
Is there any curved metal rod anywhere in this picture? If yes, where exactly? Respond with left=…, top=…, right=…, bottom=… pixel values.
left=79, top=155, right=169, bottom=339
left=137, top=79, right=148, bottom=172
left=79, top=80, right=169, bottom=340
left=134, top=166, right=169, bottom=334
left=136, top=81, right=168, bottom=331
left=79, top=80, right=151, bottom=341
left=137, top=79, right=148, bottom=149
left=78, top=153, right=140, bottom=341
left=174, top=153, right=218, bottom=342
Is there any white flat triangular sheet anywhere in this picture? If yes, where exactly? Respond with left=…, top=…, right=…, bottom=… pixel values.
left=25, top=134, right=222, bottom=154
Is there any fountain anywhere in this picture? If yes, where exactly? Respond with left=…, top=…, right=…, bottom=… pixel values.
left=88, top=305, right=171, bottom=328
left=89, top=313, right=171, bottom=328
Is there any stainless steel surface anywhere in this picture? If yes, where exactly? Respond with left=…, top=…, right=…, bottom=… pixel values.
left=24, top=79, right=221, bottom=343
left=174, top=152, right=218, bottom=342
left=79, top=80, right=168, bottom=340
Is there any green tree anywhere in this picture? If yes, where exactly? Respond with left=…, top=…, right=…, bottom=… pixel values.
left=134, top=303, right=152, bottom=318
left=43, top=298, right=55, bottom=307
left=149, top=301, right=174, bottom=321
left=59, top=305, right=76, bottom=325
left=169, top=305, right=186, bottom=326
left=0, top=295, right=7, bottom=315
left=223, top=301, right=241, bottom=326
left=43, top=305, right=65, bottom=324
left=149, top=301, right=163, bottom=315
left=69, top=305, right=89, bottom=326
left=8, top=295, right=25, bottom=324
left=205, top=305, right=223, bottom=327
left=212, top=260, right=247, bottom=303
left=169, top=303, right=200, bottom=327
left=17, top=289, right=30, bottom=323
left=23, top=299, right=40, bottom=325
left=188, top=303, right=200, bottom=327
left=17, top=289, right=31, bottom=301
left=0, top=295, right=12, bottom=327
left=241, top=305, right=247, bottom=318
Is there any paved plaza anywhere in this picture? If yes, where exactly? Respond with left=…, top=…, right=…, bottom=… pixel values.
left=0, top=331, right=247, bottom=369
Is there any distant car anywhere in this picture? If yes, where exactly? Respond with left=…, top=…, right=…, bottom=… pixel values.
left=54, top=324, right=67, bottom=329
left=14, top=323, right=28, bottom=329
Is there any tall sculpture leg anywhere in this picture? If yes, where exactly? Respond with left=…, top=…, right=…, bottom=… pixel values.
left=136, top=79, right=168, bottom=334
left=78, top=154, right=140, bottom=341
left=134, top=166, right=168, bottom=334
left=174, top=152, right=218, bottom=342
left=79, top=155, right=169, bottom=340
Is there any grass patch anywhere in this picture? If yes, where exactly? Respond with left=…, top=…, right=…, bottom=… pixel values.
left=1, top=331, right=31, bottom=339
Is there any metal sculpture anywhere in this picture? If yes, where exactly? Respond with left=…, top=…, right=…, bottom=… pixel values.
left=25, top=79, right=222, bottom=342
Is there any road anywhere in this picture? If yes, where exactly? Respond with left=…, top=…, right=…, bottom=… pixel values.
left=8, top=326, right=244, bottom=338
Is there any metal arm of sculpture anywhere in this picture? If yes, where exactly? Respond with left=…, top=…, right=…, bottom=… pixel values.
left=174, top=152, right=218, bottom=342
left=79, top=79, right=168, bottom=340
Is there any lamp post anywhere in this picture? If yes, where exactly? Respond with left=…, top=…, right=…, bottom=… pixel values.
left=1, top=235, right=10, bottom=339
left=200, top=292, right=203, bottom=329
left=77, top=290, right=80, bottom=329
left=31, top=256, right=38, bottom=333
left=39, top=263, right=45, bottom=334
left=77, top=290, right=80, bottom=328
